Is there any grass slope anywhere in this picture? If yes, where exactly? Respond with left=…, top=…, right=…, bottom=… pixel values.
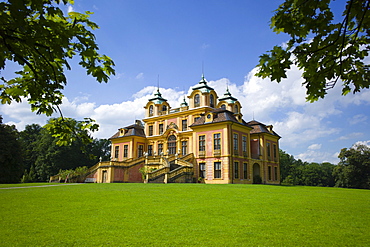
left=0, top=183, right=51, bottom=188
left=0, top=183, right=369, bottom=246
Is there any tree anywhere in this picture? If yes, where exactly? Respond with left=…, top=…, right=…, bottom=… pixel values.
left=44, top=117, right=99, bottom=147
left=87, top=138, right=111, bottom=162
left=279, top=149, right=297, bottom=182
left=333, top=144, right=370, bottom=189
left=20, top=119, right=107, bottom=181
left=279, top=149, right=335, bottom=187
left=0, top=0, right=115, bottom=144
left=19, top=124, right=42, bottom=172
left=257, top=0, right=369, bottom=102
left=33, top=127, right=97, bottom=181
left=0, top=116, right=23, bottom=183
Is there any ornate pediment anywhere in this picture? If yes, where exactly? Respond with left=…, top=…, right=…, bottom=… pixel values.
left=167, top=122, right=178, bottom=130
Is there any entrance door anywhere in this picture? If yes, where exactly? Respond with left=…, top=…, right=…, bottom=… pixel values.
left=253, top=163, right=261, bottom=184
left=102, top=170, right=108, bottom=183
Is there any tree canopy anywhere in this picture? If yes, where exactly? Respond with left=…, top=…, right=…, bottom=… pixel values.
left=257, top=0, right=369, bottom=102
left=279, top=149, right=335, bottom=187
left=2, top=120, right=111, bottom=183
left=333, top=144, right=370, bottom=189
left=0, top=0, right=115, bottom=144
left=0, top=116, right=23, bottom=183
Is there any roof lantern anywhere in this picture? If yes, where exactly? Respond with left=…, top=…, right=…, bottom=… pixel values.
left=192, top=74, right=214, bottom=93
left=218, top=88, right=238, bottom=104
left=149, top=88, right=167, bottom=104
left=180, top=96, right=188, bottom=107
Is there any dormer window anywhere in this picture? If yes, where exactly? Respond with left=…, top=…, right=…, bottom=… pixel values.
left=194, top=94, right=200, bottom=107
left=149, top=105, right=153, bottom=116
left=221, top=104, right=226, bottom=109
left=234, top=105, right=238, bottom=113
left=162, top=105, right=167, bottom=112
left=210, top=94, right=214, bottom=107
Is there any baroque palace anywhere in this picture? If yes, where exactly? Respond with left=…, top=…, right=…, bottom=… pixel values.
left=84, top=76, right=281, bottom=184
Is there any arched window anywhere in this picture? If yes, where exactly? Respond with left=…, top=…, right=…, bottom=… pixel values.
left=234, top=105, right=238, bottom=113
left=149, top=105, right=153, bottom=116
left=221, top=104, right=226, bottom=110
left=162, top=105, right=167, bottom=112
left=194, top=94, right=200, bottom=107
left=210, top=94, right=214, bottom=107
left=168, top=135, right=177, bottom=155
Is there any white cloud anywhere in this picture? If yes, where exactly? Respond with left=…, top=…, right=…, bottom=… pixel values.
left=0, top=98, right=51, bottom=130
left=349, top=114, right=368, bottom=125
left=135, top=73, right=144, bottom=80
left=67, top=5, right=74, bottom=13
left=296, top=150, right=339, bottom=164
left=308, top=144, right=322, bottom=150
left=353, top=140, right=370, bottom=148
left=273, top=112, right=340, bottom=148
left=113, top=72, right=124, bottom=80
left=334, top=132, right=364, bottom=141
left=60, top=97, right=96, bottom=118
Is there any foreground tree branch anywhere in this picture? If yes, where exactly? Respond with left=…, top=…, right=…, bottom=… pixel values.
left=0, top=0, right=115, bottom=145
left=256, top=0, right=369, bottom=102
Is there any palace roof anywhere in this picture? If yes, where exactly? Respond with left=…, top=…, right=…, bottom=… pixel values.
left=110, top=123, right=146, bottom=139
left=190, top=108, right=247, bottom=127
left=246, top=120, right=281, bottom=138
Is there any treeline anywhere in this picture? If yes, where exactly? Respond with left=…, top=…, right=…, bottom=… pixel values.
left=280, top=144, right=370, bottom=189
left=279, top=150, right=336, bottom=187
left=0, top=119, right=110, bottom=183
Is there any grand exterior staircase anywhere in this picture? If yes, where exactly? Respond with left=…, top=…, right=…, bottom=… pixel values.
left=50, top=153, right=195, bottom=183
left=146, top=153, right=195, bottom=183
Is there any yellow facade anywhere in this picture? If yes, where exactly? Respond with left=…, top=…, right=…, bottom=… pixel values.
left=86, top=75, right=281, bottom=184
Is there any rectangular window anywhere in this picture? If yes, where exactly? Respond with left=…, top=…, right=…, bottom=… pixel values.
left=199, top=162, right=206, bottom=178
left=213, top=133, right=221, bottom=150
left=234, top=162, right=239, bottom=179
left=123, top=145, right=128, bottom=158
left=159, top=124, right=163, bottom=135
left=273, top=144, right=277, bottom=160
left=267, top=142, right=271, bottom=159
left=182, top=119, right=187, bottom=131
left=268, top=166, right=272, bottom=180
left=243, top=163, right=248, bottom=179
left=158, top=143, right=163, bottom=155
left=199, top=135, right=205, bottom=152
left=274, top=167, right=278, bottom=181
left=181, top=141, right=187, bottom=155
left=114, top=146, right=119, bottom=159
left=148, top=125, right=153, bottom=136
left=233, top=133, right=239, bottom=155
left=242, top=136, right=247, bottom=156
left=148, top=145, right=153, bottom=156
left=138, top=145, right=144, bottom=158
left=168, top=135, right=176, bottom=155
left=214, top=162, right=222, bottom=179
left=194, top=117, right=200, bottom=123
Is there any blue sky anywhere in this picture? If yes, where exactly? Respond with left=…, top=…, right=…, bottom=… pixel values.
left=1, top=0, right=369, bottom=164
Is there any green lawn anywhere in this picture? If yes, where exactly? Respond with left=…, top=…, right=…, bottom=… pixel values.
left=0, top=183, right=369, bottom=246
left=0, top=183, right=53, bottom=188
